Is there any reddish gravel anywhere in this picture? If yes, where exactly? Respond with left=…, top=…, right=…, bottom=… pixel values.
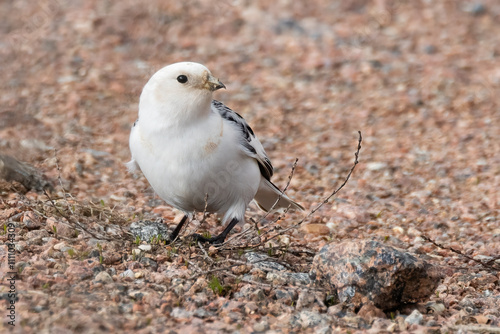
left=1, top=1, right=499, bottom=333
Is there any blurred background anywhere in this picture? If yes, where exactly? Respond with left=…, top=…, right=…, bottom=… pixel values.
left=1, top=0, right=499, bottom=330
left=1, top=0, right=498, bottom=225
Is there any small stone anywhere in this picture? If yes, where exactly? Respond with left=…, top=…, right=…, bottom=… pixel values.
left=120, top=269, right=135, bottom=279
left=462, top=3, right=486, bottom=16
left=94, top=271, right=113, bottom=284
left=244, top=252, right=286, bottom=272
left=358, top=302, right=386, bottom=319
left=387, top=322, right=398, bottom=332
left=21, top=211, right=42, bottom=230
left=302, top=224, right=330, bottom=235
left=253, top=320, right=269, bottom=332
left=138, top=244, right=152, bottom=252
left=405, top=309, right=423, bottom=325
left=423, top=45, right=437, bottom=54
left=15, top=242, right=26, bottom=252
left=425, top=301, right=445, bottom=314
left=193, top=308, right=212, bottom=319
left=392, top=226, right=404, bottom=235
left=208, top=246, right=218, bottom=256
left=296, top=289, right=316, bottom=310
left=274, top=289, right=297, bottom=305
left=139, top=257, right=158, bottom=271
left=290, top=310, right=331, bottom=329
left=170, top=307, right=193, bottom=319
left=53, top=242, right=67, bottom=250
left=366, top=162, right=387, bottom=171
left=244, top=302, right=258, bottom=314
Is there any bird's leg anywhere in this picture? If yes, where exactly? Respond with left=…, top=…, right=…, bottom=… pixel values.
left=169, top=215, right=188, bottom=242
left=191, top=218, right=239, bottom=244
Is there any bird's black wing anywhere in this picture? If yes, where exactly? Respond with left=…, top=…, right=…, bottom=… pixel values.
left=212, top=100, right=273, bottom=181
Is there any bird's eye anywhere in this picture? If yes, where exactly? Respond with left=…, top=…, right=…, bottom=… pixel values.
left=177, top=75, right=188, bottom=84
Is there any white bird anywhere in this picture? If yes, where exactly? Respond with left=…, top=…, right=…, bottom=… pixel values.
left=128, top=62, right=303, bottom=244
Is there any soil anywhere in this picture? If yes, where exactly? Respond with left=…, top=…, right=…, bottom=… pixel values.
left=1, top=1, right=499, bottom=333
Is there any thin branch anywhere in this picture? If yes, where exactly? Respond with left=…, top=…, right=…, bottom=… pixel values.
left=263, top=131, right=362, bottom=244
left=222, top=131, right=362, bottom=250
left=421, top=235, right=500, bottom=271
left=43, top=189, right=113, bottom=241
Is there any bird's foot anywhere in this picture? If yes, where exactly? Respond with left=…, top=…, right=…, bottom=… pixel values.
left=190, top=233, right=226, bottom=245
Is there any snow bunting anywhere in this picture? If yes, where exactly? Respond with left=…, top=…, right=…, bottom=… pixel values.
left=128, top=62, right=303, bottom=244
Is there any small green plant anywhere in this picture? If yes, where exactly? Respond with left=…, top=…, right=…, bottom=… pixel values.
left=325, top=294, right=338, bottom=307
left=208, top=275, right=230, bottom=296
left=67, top=248, right=76, bottom=257
left=2, top=224, right=6, bottom=235
left=42, top=283, right=50, bottom=289
left=97, top=243, right=104, bottom=264
left=52, top=225, right=58, bottom=236
left=135, top=235, right=141, bottom=246
left=100, top=199, right=105, bottom=207
left=202, top=231, right=211, bottom=239
left=267, top=243, right=274, bottom=256
left=78, top=250, right=90, bottom=260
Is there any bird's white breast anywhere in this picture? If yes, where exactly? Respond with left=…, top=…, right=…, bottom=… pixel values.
left=129, top=111, right=261, bottom=220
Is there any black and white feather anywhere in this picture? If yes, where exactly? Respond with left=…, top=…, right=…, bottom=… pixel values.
left=212, top=100, right=273, bottom=181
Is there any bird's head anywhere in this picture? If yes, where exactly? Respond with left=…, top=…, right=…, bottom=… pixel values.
left=139, top=62, right=225, bottom=124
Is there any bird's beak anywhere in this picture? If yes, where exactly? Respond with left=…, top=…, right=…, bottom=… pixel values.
left=206, top=74, right=226, bottom=91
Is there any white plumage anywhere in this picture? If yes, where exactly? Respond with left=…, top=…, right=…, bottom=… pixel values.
left=128, top=62, right=303, bottom=243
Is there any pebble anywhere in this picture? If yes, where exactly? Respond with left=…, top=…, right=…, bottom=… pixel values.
left=138, top=244, right=152, bottom=252
left=366, top=162, right=387, bottom=171
left=301, top=224, right=330, bottom=235
left=171, top=307, right=193, bottom=319
left=405, top=309, right=423, bottom=325
left=94, top=271, right=114, bottom=284
left=244, top=252, right=287, bottom=272
left=253, top=320, right=269, bottom=332
left=120, top=269, right=135, bottom=279
left=290, top=310, right=331, bottom=329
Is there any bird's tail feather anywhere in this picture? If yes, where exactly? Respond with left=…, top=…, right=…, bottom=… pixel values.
left=254, top=178, right=304, bottom=212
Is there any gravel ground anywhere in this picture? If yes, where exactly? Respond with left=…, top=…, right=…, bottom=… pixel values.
left=1, top=1, right=499, bottom=333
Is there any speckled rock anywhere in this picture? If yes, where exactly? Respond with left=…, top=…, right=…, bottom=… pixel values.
left=289, top=309, right=332, bottom=330
left=129, top=219, right=170, bottom=241
left=310, top=240, right=443, bottom=310
left=94, top=271, right=114, bottom=284
left=244, top=252, right=287, bottom=272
